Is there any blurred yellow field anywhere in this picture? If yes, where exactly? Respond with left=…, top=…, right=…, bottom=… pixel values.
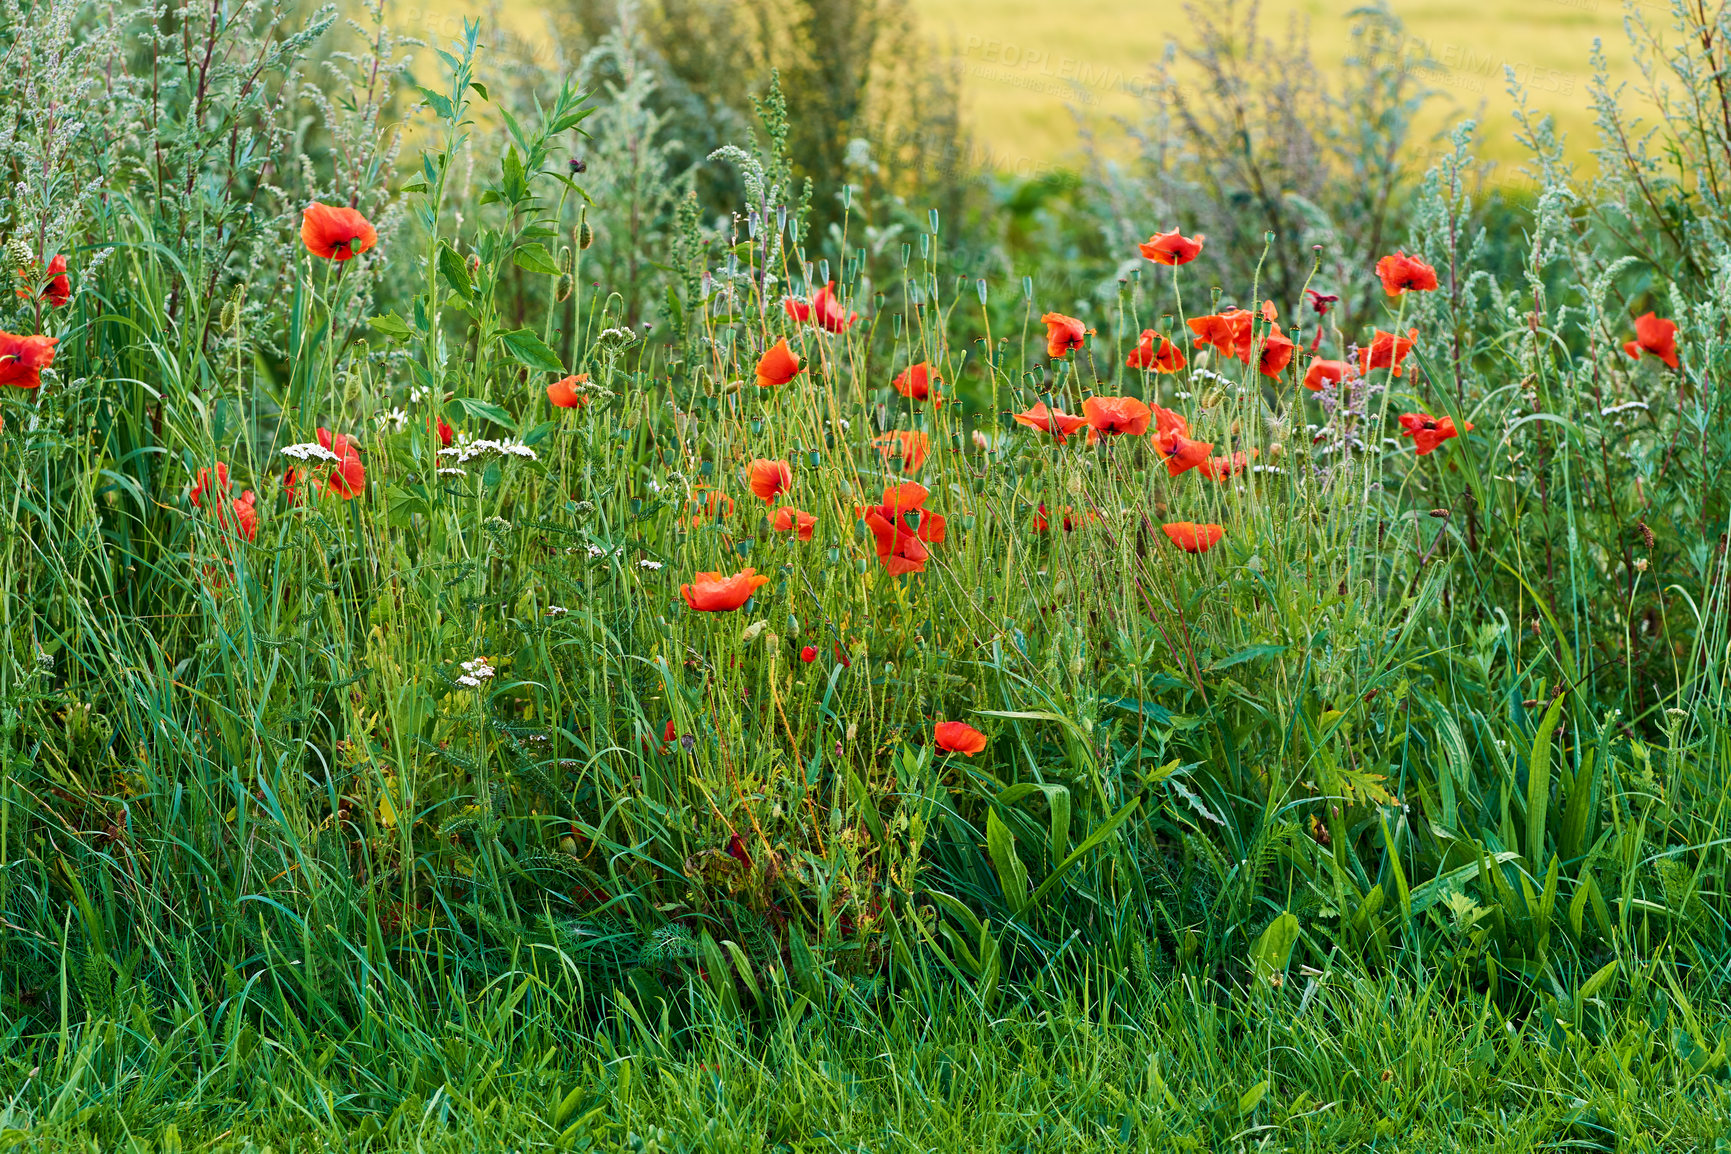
left=910, top=0, right=1647, bottom=174
left=390, top=0, right=1648, bottom=175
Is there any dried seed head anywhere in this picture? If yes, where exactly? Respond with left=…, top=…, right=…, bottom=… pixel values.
left=1637, top=519, right=1655, bottom=551
left=1429, top=508, right=1450, bottom=519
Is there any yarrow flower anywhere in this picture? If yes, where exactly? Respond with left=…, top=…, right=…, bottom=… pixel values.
left=456, top=657, right=496, bottom=688
left=281, top=442, right=343, bottom=463
left=638, top=559, right=663, bottom=570
left=438, top=438, right=539, bottom=463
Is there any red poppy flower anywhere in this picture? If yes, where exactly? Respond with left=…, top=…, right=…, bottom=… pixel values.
left=1305, top=288, right=1339, bottom=317
left=548, top=373, right=589, bottom=408
left=1013, top=401, right=1089, bottom=444
left=1138, top=228, right=1205, bottom=267
left=1127, top=330, right=1187, bottom=373
left=687, top=489, right=736, bottom=526
left=784, top=281, right=857, bottom=333
left=754, top=338, right=803, bottom=388
left=860, top=482, right=944, bottom=575
left=317, top=427, right=366, bottom=499
left=17, top=255, right=71, bottom=307
left=934, top=721, right=988, bottom=756
left=865, top=512, right=929, bottom=575
left=800, top=645, right=818, bottom=663
left=1187, top=309, right=1255, bottom=362
left=1163, top=522, right=1224, bottom=553
left=874, top=430, right=930, bottom=473
left=190, top=463, right=232, bottom=510
left=859, top=482, right=946, bottom=545
left=1199, top=449, right=1256, bottom=482
left=1032, top=503, right=1092, bottom=532
left=1623, top=312, right=1679, bottom=369
left=45, top=255, right=70, bottom=308
left=892, top=361, right=942, bottom=403
left=1374, top=251, right=1438, bottom=296
left=680, top=567, right=770, bottom=611
left=1040, top=312, right=1093, bottom=359
left=1153, top=404, right=1188, bottom=438
left=300, top=202, right=378, bottom=261
left=1083, top=395, right=1153, bottom=441
left=1303, top=358, right=1353, bottom=392
left=1397, top=412, right=1473, bottom=455
left=1153, top=430, right=1214, bottom=477
left=772, top=507, right=817, bottom=539
left=747, top=458, right=793, bottom=503
left=1258, top=330, right=1297, bottom=377
left=1358, top=328, right=1418, bottom=377
left=223, top=490, right=259, bottom=542
left=436, top=418, right=454, bottom=448
left=0, top=331, right=57, bottom=389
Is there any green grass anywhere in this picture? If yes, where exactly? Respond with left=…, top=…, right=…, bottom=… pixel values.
left=7, top=973, right=1728, bottom=1151
left=3, top=3, right=1731, bottom=1152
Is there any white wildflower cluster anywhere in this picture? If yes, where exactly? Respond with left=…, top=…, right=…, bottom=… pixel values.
left=545, top=605, right=568, bottom=617
left=437, top=467, right=467, bottom=477
left=281, top=442, right=342, bottom=463
left=638, top=559, right=663, bottom=570
left=455, top=658, right=495, bottom=688
left=438, top=439, right=539, bottom=463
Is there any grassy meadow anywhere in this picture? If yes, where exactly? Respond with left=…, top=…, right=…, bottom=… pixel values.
left=2, top=0, right=1731, bottom=1150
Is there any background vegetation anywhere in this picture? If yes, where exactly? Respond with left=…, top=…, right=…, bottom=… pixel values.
left=1, top=0, right=1729, bottom=1149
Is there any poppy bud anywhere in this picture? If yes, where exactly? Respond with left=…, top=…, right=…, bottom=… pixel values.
left=569, top=156, right=587, bottom=174
left=556, top=274, right=573, bottom=302
left=576, top=220, right=594, bottom=251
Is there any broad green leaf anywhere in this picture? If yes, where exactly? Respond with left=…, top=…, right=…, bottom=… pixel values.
left=455, top=396, right=516, bottom=429
left=368, top=312, right=413, bottom=340
left=498, top=328, right=564, bottom=373
left=985, top=809, right=1029, bottom=915
left=1527, top=691, right=1568, bottom=866
left=1248, top=912, right=1300, bottom=984
left=1579, top=958, right=1618, bottom=1001
left=416, top=85, right=454, bottom=120
left=437, top=242, right=473, bottom=301
left=1208, top=644, right=1286, bottom=672
left=513, top=243, right=561, bottom=276
left=1027, top=796, right=1141, bottom=908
